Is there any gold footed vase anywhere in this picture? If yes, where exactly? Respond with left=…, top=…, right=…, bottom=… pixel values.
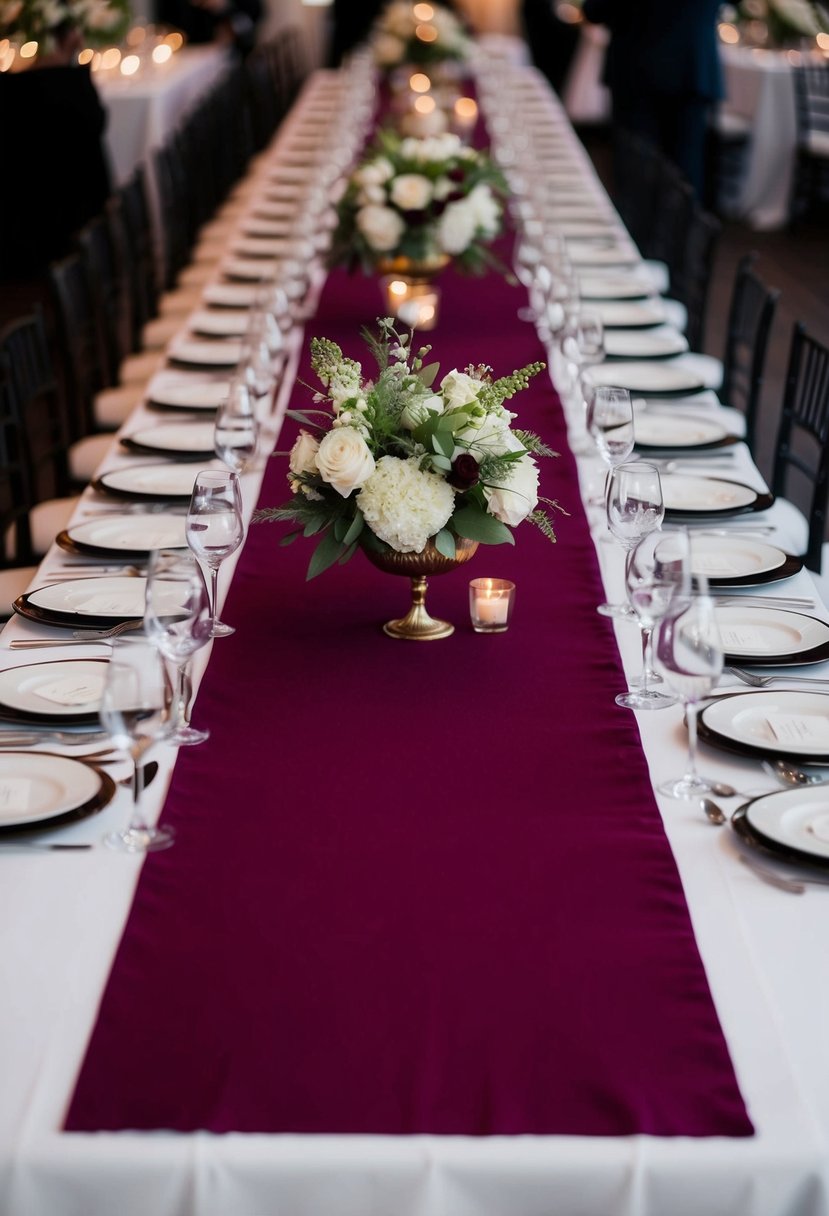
left=364, top=537, right=479, bottom=640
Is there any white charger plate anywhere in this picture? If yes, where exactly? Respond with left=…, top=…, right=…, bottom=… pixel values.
left=713, top=606, right=829, bottom=659
left=231, top=237, right=294, bottom=260
left=567, top=244, right=640, bottom=267
left=123, top=422, right=216, bottom=456
left=148, top=380, right=229, bottom=410
left=591, top=300, right=667, bottom=329
left=701, top=691, right=829, bottom=759
left=242, top=218, right=293, bottom=238
left=201, top=283, right=258, bottom=309
left=690, top=536, right=787, bottom=580
left=0, top=660, right=105, bottom=718
left=586, top=362, right=705, bottom=395
left=222, top=257, right=280, bottom=282
left=189, top=310, right=249, bottom=338
left=579, top=275, right=652, bottom=301
left=96, top=464, right=201, bottom=499
left=661, top=473, right=758, bottom=513
left=633, top=412, right=730, bottom=449
left=168, top=340, right=243, bottom=368
left=27, top=576, right=181, bottom=621
left=0, top=752, right=104, bottom=829
left=746, top=787, right=829, bottom=861
left=66, top=513, right=187, bottom=553
left=603, top=329, right=689, bottom=359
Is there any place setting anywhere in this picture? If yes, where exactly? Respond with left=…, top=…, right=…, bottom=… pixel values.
left=119, top=422, right=217, bottom=461
left=602, top=327, right=689, bottom=360
left=92, top=462, right=206, bottom=502
left=660, top=472, right=774, bottom=520
left=585, top=360, right=709, bottom=397
left=166, top=336, right=245, bottom=371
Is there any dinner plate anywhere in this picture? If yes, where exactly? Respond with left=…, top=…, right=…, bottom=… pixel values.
left=17, top=576, right=182, bottom=629
left=586, top=362, right=706, bottom=396
left=690, top=536, right=801, bottom=587
left=698, top=691, right=829, bottom=764
left=554, top=220, right=619, bottom=239
left=189, top=310, right=250, bottom=338
left=603, top=328, right=689, bottom=359
left=168, top=339, right=243, bottom=369
left=0, top=659, right=105, bottom=723
left=251, top=202, right=298, bottom=223
left=60, top=513, right=187, bottom=556
left=231, top=237, right=294, bottom=260
left=222, top=257, right=280, bottom=282
left=713, top=606, right=829, bottom=665
left=121, top=422, right=216, bottom=459
left=147, top=379, right=229, bottom=411
left=201, top=283, right=258, bottom=309
left=632, top=411, right=734, bottom=451
left=579, top=275, right=652, bottom=301
left=661, top=473, right=770, bottom=517
left=0, top=752, right=114, bottom=832
left=566, top=244, right=640, bottom=267
left=590, top=300, right=667, bottom=329
left=94, top=463, right=201, bottom=500
left=242, top=218, right=293, bottom=238
left=742, top=787, right=829, bottom=865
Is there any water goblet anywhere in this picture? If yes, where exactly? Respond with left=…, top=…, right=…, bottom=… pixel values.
left=100, top=638, right=173, bottom=854
left=186, top=469, right=244, bottom=639
left=615, top=529, right=688, bottom=711
left=144, top=548, right=213, bottom=746
left=585, top=385, right=635, bottom=514
left=654, top=577, right=725, bottom=800
left=214, top=377, right=259, bottom=474
left=600, top=459, right=664, bottom=618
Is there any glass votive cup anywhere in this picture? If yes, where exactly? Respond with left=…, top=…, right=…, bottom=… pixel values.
left=469, top=578, right=515, bottom=633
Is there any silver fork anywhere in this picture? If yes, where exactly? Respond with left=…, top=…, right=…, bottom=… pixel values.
left=738, top=854, right=829, bottom=894
left=9, top=620, right=144, bottom=649
left=726, top=665, right=829, bottom=688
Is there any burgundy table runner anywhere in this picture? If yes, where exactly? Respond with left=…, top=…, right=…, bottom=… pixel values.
left=65, top=252, right=752, bottom=1138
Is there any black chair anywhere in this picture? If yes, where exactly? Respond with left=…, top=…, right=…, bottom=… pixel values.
left=76, top=202, right=133, bottom=386
left=49, top=254, right=106, bottom=443
left=770, top=324, right=829, bottom=572
left=720, top=253, right=780, bottom=455
left=791, top=62, right=829, bottom=222
left=117, top=167, right=160, bottom=346
left=669, top=204, right=720, bottom=352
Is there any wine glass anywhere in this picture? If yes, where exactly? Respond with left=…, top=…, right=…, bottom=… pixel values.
left=585, top=385, right=635, bottom=520
left=654, top=577, right=725, bottom=799
left=186, top=469, right=244, bottom=639
left=214, top=377, right=259, bottom=474
left=615, top=528, right=688, bottom=711
left=600, top=459, right=664, bottom=618
left=100, top=638, right=173, bottom=854
left=144, top=548, right=213, bottom=746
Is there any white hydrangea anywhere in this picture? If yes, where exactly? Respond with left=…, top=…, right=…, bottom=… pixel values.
left=356, top=204, right=405, bottom=253
left=358, top=456, right=454, bottom=553
left=437, top=199, right=477, bottom=255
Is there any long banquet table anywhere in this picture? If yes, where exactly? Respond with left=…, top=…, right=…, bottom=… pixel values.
left=1, top=51, right=829, bottom=1216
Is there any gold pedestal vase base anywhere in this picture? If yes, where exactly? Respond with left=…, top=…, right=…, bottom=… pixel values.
left=365, top=537, right=479, bottom=641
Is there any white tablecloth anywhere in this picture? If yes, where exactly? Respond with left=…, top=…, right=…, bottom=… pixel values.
left=1, top=59, right=829, bottom=1216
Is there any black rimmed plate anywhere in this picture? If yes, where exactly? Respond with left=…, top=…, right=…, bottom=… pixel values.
left=0, top=752, right=115, bottom=835
left=57, top=512, right=187, bottom=559
left=13, top=576, right=149, bottom=630
left=591, top=300, right=667, bottom=329
left=698, top=690, right=829, bottom=766
left=603, top=329, right=689, bottom=360
left=167, top=339, right=243, bottom=370
left=633, top=410, right=741, bottom=453
left=0, top=658, right=106, bottom=727
left=713, top=606, right=829, bottom=667
left=120, top=422, right=216, bottom=461
left=146, top=379, right=229, bottom=412
left=586, top=361, right=707, bottom=397
left=661, top=473, right=774, bottom=520
left=93, top=463, right=201, bottom=501
left=690, top=536, right=802, bottom=588
left=732, top=791, right=829, bottom=870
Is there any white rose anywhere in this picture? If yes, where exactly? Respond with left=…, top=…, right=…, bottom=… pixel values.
left=358, top=183, right=387, bottom=206
left=400, top=137, right=423, bottom=162
left=437, top=199, right=477, bottom=255
left=355, top=158, right=394, bottom=187
left=315, top=429, right=376, bottom=498
left=356, top=204, right=405, bottom=253
left=440, top=369, right=484, bottom=410
left=456, top=414, right=523, bottom=459
left=467, top=184, right=500, bottom=236
left=373, top=32, right=405, bottom=65
left=390, top=174, right=433, bottom=210
left=288, top=429, right=320, bottom=478
left=432, top=178, right=452, bottom=201
left=484, top=455, right=540, bottom=527
left=400, top=392, right=445, bottom=430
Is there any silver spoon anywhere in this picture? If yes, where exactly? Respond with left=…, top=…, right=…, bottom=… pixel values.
left=700, top=797, right=726, bottom=825
left=765, top=759, right=829, bottom=788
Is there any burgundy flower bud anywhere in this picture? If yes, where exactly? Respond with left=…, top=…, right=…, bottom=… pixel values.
left=447, top=167, right=466, bottom=183
left=445, top=189, right=465, bottom=204
left=401, top=209, right=429, bottom=227
left=448, top=453, right=480, bottom=490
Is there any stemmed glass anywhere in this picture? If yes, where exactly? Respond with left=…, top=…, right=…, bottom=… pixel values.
left=585, top=385, right=635, bottom=532
left=654, top=576, right=725, bottom=799
left=144, top=548, right=213, bottom=746
left=615, top=528, right=687, bottom=711
left=214, top=377, right=259, bottom=474
left=186, top=469, right=244, bottom=639
left=601, top=459, right=664, bottom=619
left=100, top=638, right=173, bottom=854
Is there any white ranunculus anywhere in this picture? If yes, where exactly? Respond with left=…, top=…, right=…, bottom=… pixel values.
left=437, top=199, right=477, bottom=255
left=467, top=184, right=500, bottom=236
left=288, top=429, right=320, bottom=478
left=389, top=173, right=433, bottom=211
left=358, top=455, right=454, bottom=553
left=484, top=455, right=540, bottom=527
left=373, top=32, right=405, bottom=65
left=355, top=157, right=394, bottom=187
left=358, top=183, right=387, bottom=207
left=440, top=370, right=484, bottom=410
left=400, top=392, right=445, bottom=431
left=356, top=204, right=405, bottom=253
left=315, top=429, right=376, bottom=497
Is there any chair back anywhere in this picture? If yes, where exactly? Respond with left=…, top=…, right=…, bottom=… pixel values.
left=76, top=201, right=133, bottom=384
left=771, top=324, right=829, bottom=572
left=670, top=205, right=720, bottom=352
left=0, top=351, right=36, bottom=566
left=118, top=167, right=159, bottom=344
left=50, top=253, right=107, bottom=441
left=793, top=62, right=829, bottom=146
left=721, top=253, right=780, bottom=454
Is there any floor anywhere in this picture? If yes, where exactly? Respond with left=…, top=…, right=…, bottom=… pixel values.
left=579, top=125, right=829, bottom=489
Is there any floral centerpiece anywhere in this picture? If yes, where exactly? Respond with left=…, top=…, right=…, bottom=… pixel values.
left=329, top=131, right=505, bottom=278
left=372, top=1, right=470, bottom=72
left=0, top=0, right=131, bottom=51
left=724, top=0, right=828, bottom=44
left=256, top=320, right=560, bottom=637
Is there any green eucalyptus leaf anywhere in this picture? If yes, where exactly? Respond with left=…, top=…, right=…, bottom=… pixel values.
left=434, top=528, right=456, bottom=559
left=432, top=430, right=455, bottom=459
left=452, top=506, right=515, bottom=546
left=278, top=530, right=301, bottom=547
left=430, top=453, right=452, bottom=472
left=306, top=530, right=346, bottom=580
left=343, top=510, right=365, bottom=546
left=417, top=361, right=440, bottom=388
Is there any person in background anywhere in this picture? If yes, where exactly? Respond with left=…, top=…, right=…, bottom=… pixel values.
left=520, top=0, right=580, bottom=96
left=155, top=0, right=262, bottom=55
left=328, top=0, right=385, bottom=66
left=581, top=0, right=723, bottom=197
